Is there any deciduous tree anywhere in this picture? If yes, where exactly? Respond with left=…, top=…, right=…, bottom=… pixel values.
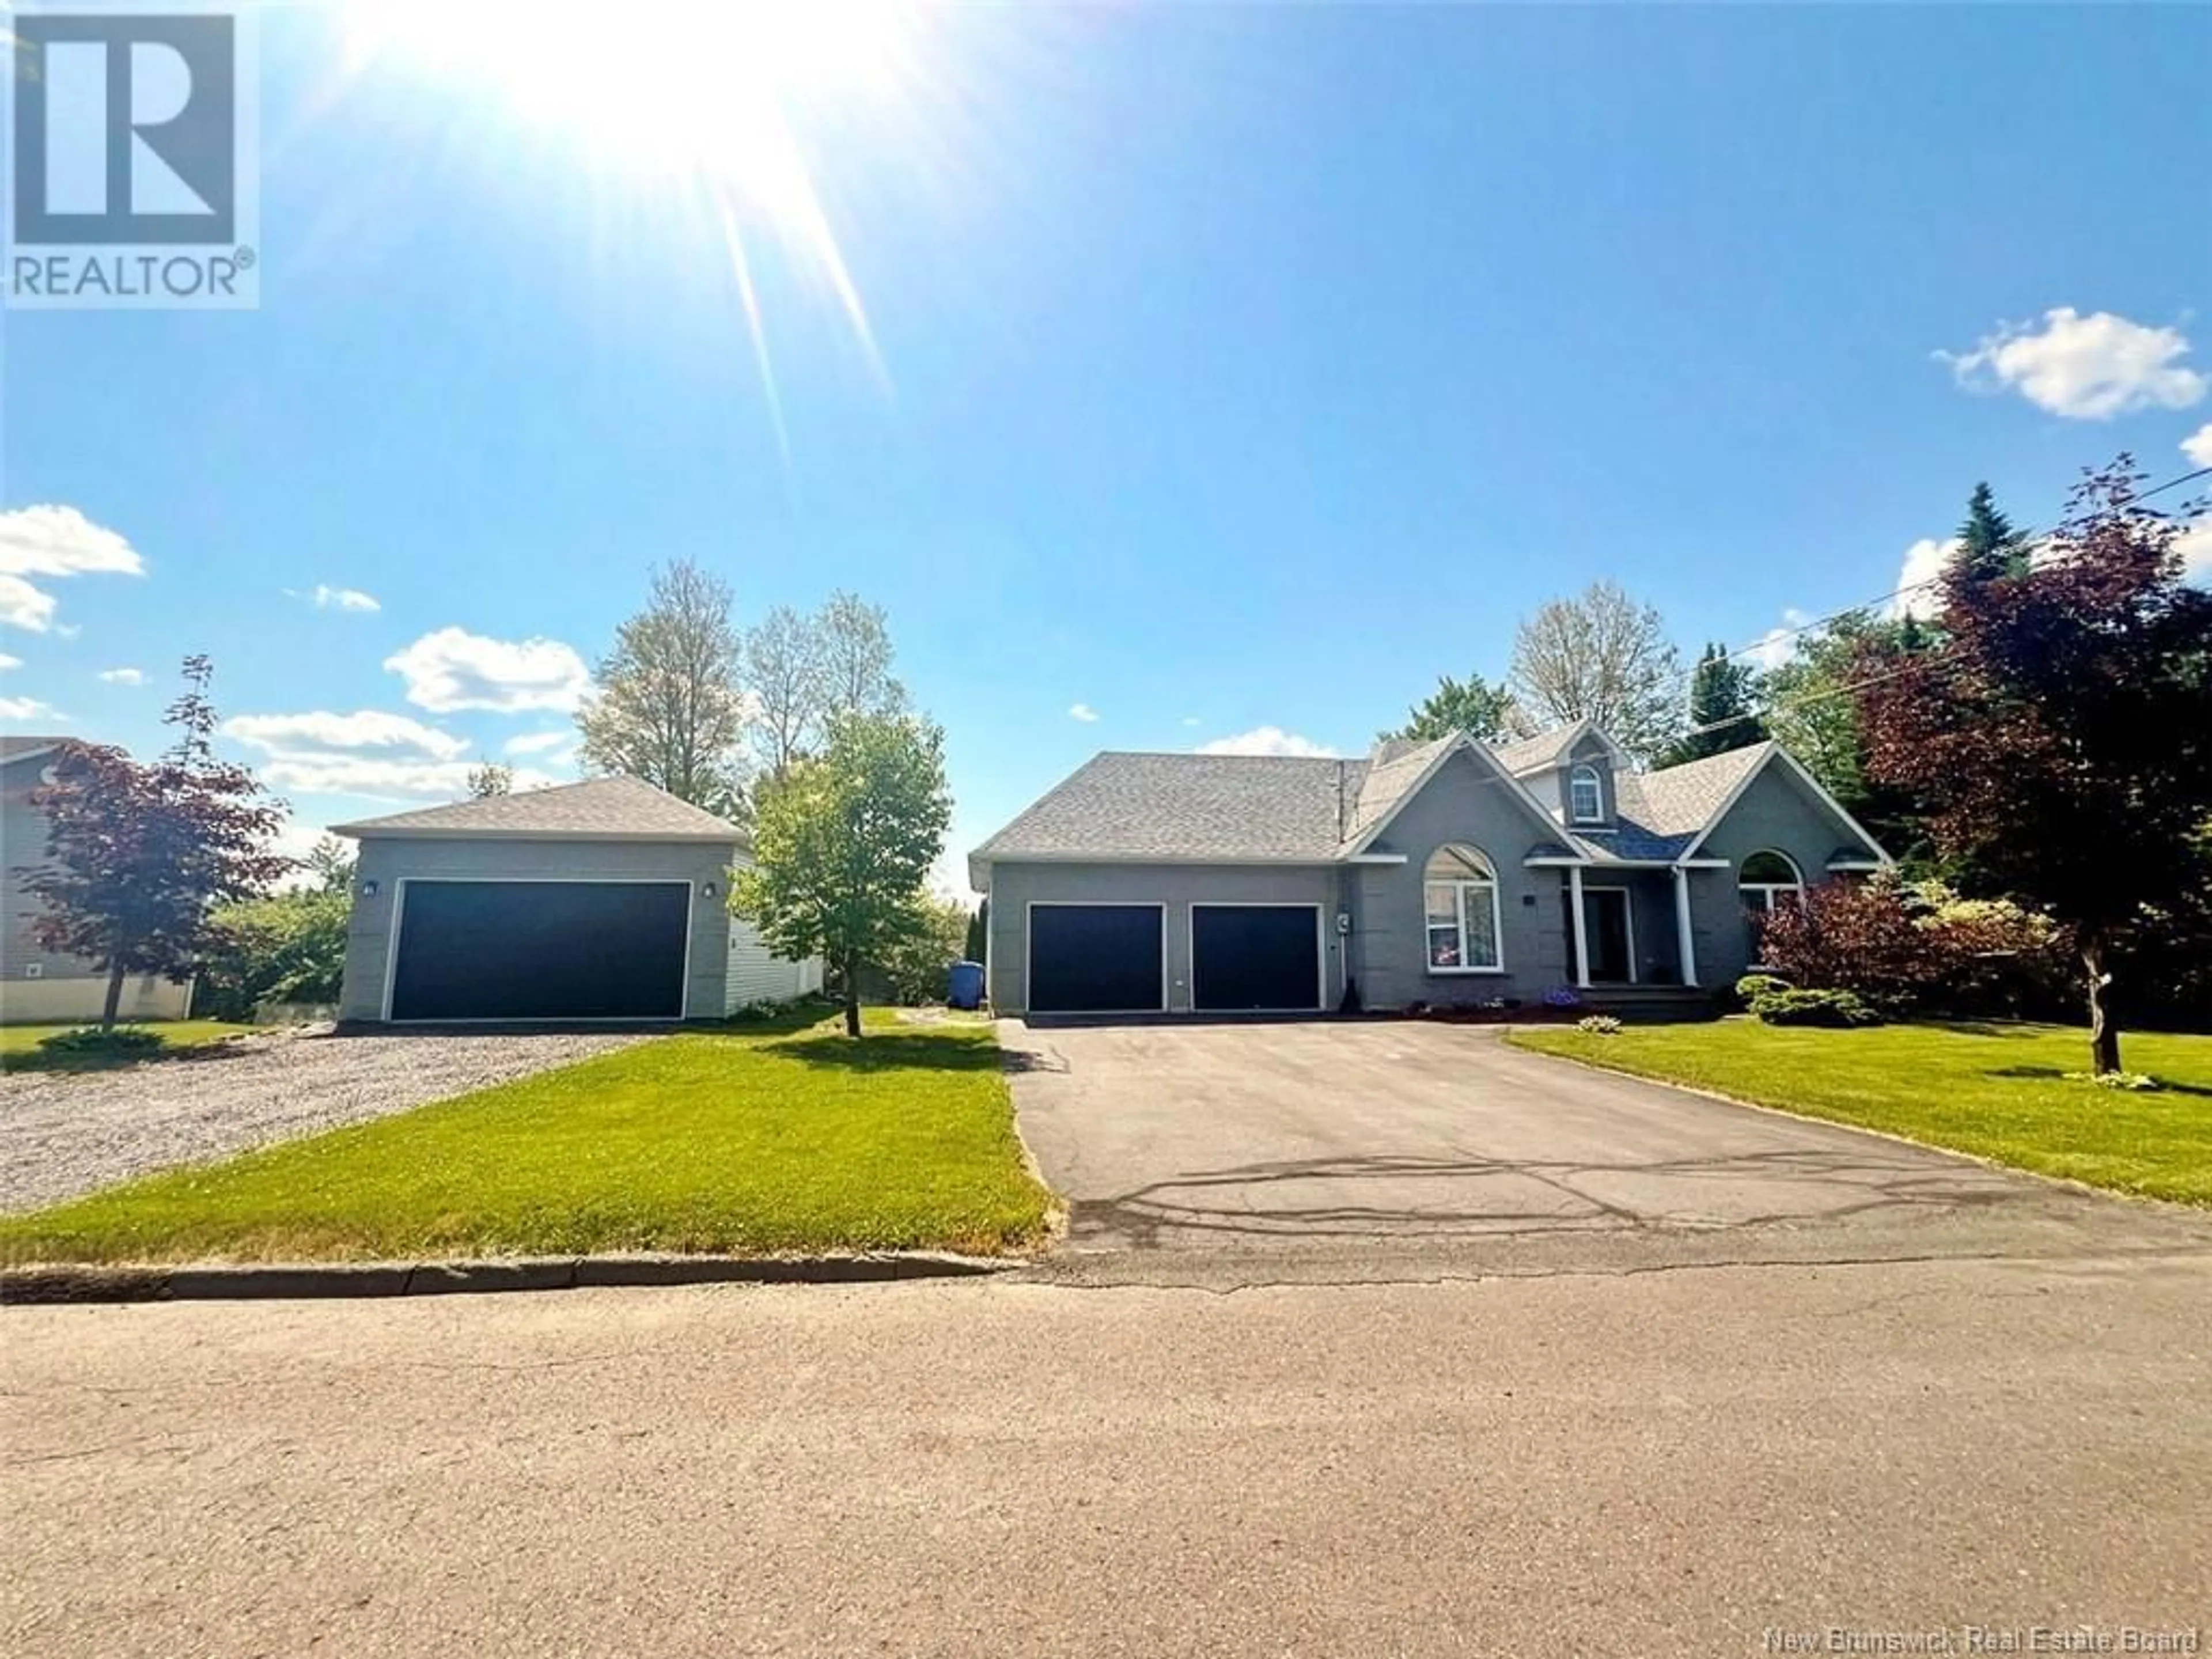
left=730, top=711, right=952, bottom=1038
left=578, top=559, right=750, bottom=817
left=744, top=603, right=828, bottom=777
left=1508, top=581, right=1684, bottom=765
left=22, top=657, right=290, bottom=1029
left=1381, top=673, right=1515, bottom=744
left=1854, top=460, right=2212, bottom=1073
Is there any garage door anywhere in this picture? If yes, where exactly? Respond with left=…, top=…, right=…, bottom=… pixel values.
left=1028, top=904, right=1163, bottom=1013
left=1192, top=905, right=1322, bottom=1012
left=389, top=881, right=691, bottom=1021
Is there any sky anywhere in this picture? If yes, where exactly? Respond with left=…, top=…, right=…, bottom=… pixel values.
left=3, top=1, right=2210, bottom=896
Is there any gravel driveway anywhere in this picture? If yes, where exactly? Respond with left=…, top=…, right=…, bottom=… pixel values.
left=0, top=1029, right=652, bottom=1214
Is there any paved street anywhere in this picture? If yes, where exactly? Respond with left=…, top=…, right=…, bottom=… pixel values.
left=1002, top=1020, right=2212, bottom=1283
left=8, top=1255, right=2211, bottom=1658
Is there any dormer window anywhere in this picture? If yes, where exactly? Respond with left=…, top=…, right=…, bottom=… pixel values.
left=1569, top=764, right=1604, bottom=825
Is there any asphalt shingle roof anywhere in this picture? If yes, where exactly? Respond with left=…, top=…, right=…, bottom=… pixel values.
left=332, top=775, right=745, bottom=842
left=971, top=752, right=1367, bottom=864
left=1597, top=742, right=1774, bottom=860
left=972, top=735, right=1813, bottom=873
left=0, top=734, right=71, bottom=763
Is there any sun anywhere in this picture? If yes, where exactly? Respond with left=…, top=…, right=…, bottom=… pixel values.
left=339, top=0, right=930, bottom=421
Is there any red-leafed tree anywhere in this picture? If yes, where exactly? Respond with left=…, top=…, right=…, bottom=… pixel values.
left=23, top=657, right=291, bottom=1029
left=1854, top=460, right=2212, bottom=1073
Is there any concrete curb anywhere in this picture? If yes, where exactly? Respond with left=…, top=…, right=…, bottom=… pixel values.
left=1, top=1251, right=1018, bottom=1305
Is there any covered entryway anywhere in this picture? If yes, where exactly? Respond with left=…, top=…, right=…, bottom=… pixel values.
left=1191, top=904, right=1323, bottom=1012
left=389, top=880, right=692, bottom=1021
left=1028, top=904, right=1164, bottom=1014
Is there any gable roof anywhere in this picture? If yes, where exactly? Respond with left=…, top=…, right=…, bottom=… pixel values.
left=1, top=734, right=71, bottom=767
left=1488, top=719, right=1631, bottom=777
left=971, top=729, right=1890, bottom=884
left=331, top=775, right=745, bottom=843
left=968, top=752, right=1363, bottom=886
left=1598, top=743, right=1775, bottom=861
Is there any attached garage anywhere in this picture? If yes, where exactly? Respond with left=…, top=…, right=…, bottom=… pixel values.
left=1027, top=904, right=1164, bottom=1014
left=388, top=880, right=691, bottom=1021
left=1191, top=904, right=1323, bottom=1012
left=334, top=776, right=820, bottom=1025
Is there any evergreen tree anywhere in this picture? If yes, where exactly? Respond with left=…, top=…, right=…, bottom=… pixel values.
left=1953, top=482, right=2030, bottom=585
left=1661, top=643, right=1764, bottom=766
left=1381, top=673, right=1515, bottom=744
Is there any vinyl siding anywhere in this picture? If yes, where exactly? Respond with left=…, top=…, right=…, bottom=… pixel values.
left=724, top=917, right=824, bottom=1013
left=339, top=836, right=737, bottom=1021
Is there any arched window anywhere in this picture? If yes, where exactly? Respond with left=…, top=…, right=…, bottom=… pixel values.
left=1737, top=850, right=1803, bottom=915
left=1424, top=844, right=1502, bottom=971
left=1569, top=764, right=1604, bottom=824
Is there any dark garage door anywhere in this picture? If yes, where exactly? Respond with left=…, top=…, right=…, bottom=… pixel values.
left=1028, top=904, right=1163, bottom=1014
left=389, top=881, right=691, bottom=1021
left=1192, top=905, right=1321, bottom=1012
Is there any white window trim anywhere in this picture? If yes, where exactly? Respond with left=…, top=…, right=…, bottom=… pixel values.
left=1568, top=764, right=1604, bottom=825
left=1423, top=855, right=1505, bottom=975
left=1737, top=850, right=1804, bottom=970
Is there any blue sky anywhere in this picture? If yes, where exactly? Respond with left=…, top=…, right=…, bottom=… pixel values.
left=5, top=2, right=2209, bottom=893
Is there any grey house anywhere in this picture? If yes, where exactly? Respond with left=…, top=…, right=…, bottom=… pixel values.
left=334, top=776, right=821, bottom=1024
left=969, top=721, right=1888, bottom=1016
left=3, top=734, right=195, bottom=1023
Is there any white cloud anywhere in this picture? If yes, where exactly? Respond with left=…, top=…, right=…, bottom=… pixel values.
left=2176, top=518, right=2212, bottom=584
left=0, top=505, right=146, bottom=633
left=0, top=574, right=60, bottom=631
left=0, top=653, right=20, bottom=671
left=288, top=584, right=381, bottom=613
left=1941, top=308, right=2206, bottom=421
left=1196, top=725, right=1339, bottom=759
left=1068, top=702, right=1099, bottom=723
left=384, top=626, right=590, bottom=714
left=0, top=695, right=60, bottom=721
left=1747, top=608, right=1813, bottom=671
left=2184, top=423, right=2212, bottom=468
left=1890, top=536, right=1959, bottom=621
left=260, top=756, right=560, bottom=798
left=97, top=666, right=145, bottom=685
left=226, top=709, right=470, bottom=760
left=503, top=729, right=572, bottom=756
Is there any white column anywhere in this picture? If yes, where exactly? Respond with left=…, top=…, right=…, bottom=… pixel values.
left=1672, top=865, right=1699, bottom=988
left=1568, top=866, right=1591, bottom=989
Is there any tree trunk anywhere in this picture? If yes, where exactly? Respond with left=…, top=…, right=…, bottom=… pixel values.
left=100, top=958, right=128, bottom=1033
left=843, top=951, right=862, bottom=1039
left=2082, top=937, right=2121, bottom=1076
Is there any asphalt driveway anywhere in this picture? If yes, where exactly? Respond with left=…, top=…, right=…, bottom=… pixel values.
left=1001, top=1020, right=2212, bottom=1277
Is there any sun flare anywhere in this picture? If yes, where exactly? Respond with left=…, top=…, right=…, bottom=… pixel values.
left=341, top=0, right=930, bottom=430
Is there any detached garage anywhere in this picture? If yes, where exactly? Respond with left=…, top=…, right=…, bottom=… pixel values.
left=334, top=777, right=817, bottom=1024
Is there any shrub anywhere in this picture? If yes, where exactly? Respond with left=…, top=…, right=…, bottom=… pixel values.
left=1734, top=974, right=1790, bottom=1004
left=37, top=1025, right=165, bottom=1057
left=1748, top=987, right=1881, bottom=1028
left=1755, top=872, right=2064, bottom=1018
left=1576, top=1014, right=1623, bottom=1036
left=194, top=888, right=350, bottom=1023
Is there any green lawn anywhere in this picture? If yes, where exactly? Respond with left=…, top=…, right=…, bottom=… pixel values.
left=0, top=1020, right=253, bottom=1073
left=0, top=1013, right=1055, bottom=1264
left=1508, top=1019, right=2212, bottom=1205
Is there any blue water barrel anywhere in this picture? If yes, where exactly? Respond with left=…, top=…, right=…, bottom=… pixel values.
left=946, top=960, right=986, bottom=1010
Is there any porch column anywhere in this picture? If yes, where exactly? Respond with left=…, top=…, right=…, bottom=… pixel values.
left=1568, top=866, right=1592, bottom=989
left=1672, top=865, right=1699, bottom=988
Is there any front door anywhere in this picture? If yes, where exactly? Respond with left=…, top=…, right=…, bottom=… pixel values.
left=1567, top=888, right=1634, bottom=984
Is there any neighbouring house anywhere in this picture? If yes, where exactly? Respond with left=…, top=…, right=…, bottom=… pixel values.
left=968, top=721, right=1889, bottom=1016
left=2, top=734, right=197, bottom=1024
left=333, top=775, right=822, bottom=1024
